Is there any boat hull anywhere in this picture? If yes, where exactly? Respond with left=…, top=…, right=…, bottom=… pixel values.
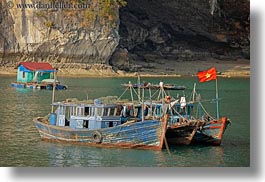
left=166, top=121, right=202, bottom=145
left=192, top=117, right=230, bottom=145
left=33, top=118, right=167, bottom=150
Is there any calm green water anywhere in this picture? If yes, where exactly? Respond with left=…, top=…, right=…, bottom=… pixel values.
left=0, top=76, right=250, bottom=167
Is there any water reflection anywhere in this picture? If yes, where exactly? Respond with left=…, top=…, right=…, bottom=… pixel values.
left=154, top=145, right=225, bottom=167
left=39, top=140, right=182, bottom=167
left=41, top=142, right=226, bottom=167
left=46, top=144, right=103, bottom=167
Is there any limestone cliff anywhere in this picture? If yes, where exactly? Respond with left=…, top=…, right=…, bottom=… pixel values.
left=0, top=0, right=249, bottom=76
left=0, top=0, right=121, bottom=67
left=110, top=0, right=250, bottom=73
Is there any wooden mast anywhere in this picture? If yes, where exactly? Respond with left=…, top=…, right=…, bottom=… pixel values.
left=51, top=69, right=56, bottom=113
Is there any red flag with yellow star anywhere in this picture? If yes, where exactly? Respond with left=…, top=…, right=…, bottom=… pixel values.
left=197, top=67, right=217, bottom=82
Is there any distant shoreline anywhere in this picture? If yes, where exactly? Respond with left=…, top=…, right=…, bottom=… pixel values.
left=0, top=70, right=250, bottom=78
left=0, top=59, right=250, bottom=78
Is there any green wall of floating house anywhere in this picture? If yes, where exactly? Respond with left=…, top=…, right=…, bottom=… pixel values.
left=36, top=72, right=51, bottom=82
left=17, top=68, right=34, bottom=82
left=16, top=68, right=52, bottom=83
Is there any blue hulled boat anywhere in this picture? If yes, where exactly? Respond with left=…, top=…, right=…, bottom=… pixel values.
left=33, top=98, right=168, bottom=150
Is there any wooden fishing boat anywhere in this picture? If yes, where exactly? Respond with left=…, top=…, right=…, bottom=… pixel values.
left=133, top=82, right=230, bottom=146
left=189, top=67, right=231, bottom=146
left=166, top=96, right=231, bottom=146
left=121, top=83, right=186, bottom=90
left=164, top=94, right=231, bottom=146
left=192, top=117, right=231, bottom=145
left=123, top=100, right=205, bottom=146
left=152, top=84, right=186, bottom=90
left=33, top=98, right=168, bottom=150
left=166, top=120, right=204, bottom=145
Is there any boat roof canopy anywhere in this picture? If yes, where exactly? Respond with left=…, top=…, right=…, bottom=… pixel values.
left=16, top=62, right=56, bottom=73
left=52, top=102, right=118, bottom=108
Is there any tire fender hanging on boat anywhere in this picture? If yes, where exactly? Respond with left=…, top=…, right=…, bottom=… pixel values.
left=92, top=130, right=102, bottom=144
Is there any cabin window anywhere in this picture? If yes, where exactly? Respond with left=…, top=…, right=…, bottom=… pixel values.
left=70, top=106, right=75, bottom=116
left=89, top=107, right=94, bottom=116
left=57, top=106, right=66, bottom=115
left=106, top=107, right=115, bottom=116
left=83, top=120, right=88, bottom=128
left=129, top=108, right=135, bottom=117
left=22, top=72, right=25, bottom=78
left=85, top=107, right=90, bottom=116
left=76, top=106, right=84, bottom=116
left=113, top=107, right=117, bottom=116
left=147, top=106, right=154, bottom=116
left=111, top=108, right=116, bottom=116
left=116, top=105, right=123, bottom=116
left=135, top=107, right=141, bottom=117
left=155, top=106, right=162, bottom=116
left=97, top=108, right=103, bottom=116
left=102, top=108, right=108, bottom=116
left=107, top=108, right=111, bottom=116
left=65, top=107, right=70, bottom=121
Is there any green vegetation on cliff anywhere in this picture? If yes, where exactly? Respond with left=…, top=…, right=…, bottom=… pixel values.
left=48, top=0, right=127, bottom=29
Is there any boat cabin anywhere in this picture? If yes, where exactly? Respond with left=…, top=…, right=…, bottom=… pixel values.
left=51, top=100, right=125, bottom=129
left=121, top=101, right=195, bottom=124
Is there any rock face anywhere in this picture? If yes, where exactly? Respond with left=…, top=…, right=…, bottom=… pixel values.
left=0, top=0, right=120, bottom=67
left=110, top=0, right=250, bottom=72
left=0, top=0, right=249, bottom=75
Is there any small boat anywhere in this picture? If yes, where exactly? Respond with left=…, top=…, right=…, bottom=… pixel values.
left=151, top=84, right=186, bottom=90
left=190, top=67, right=231, bottom=145
left=11, top=62, right=67, bottom=90
left=123, top=100, right=205, bottom=146
left=33, top=98, right=168, bottom=150
left=192, top=116, right=231, bottom=145
left=167, top=96, right=231, bottom=146
left=166, top=120, right=204, bottom=145
left=121, top=82, right=186, bottom=90
left=130, top=81, right=230, bottom=146
left=163, top=91, right=231, bottom=146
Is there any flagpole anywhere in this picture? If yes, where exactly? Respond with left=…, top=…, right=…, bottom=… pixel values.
left=216, top=77, right=219, bottom=119
left=197, top=67, right=219, bottom=119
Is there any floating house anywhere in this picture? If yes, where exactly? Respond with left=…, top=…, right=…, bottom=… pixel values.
left=11, top=62, right=67, bottom=90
